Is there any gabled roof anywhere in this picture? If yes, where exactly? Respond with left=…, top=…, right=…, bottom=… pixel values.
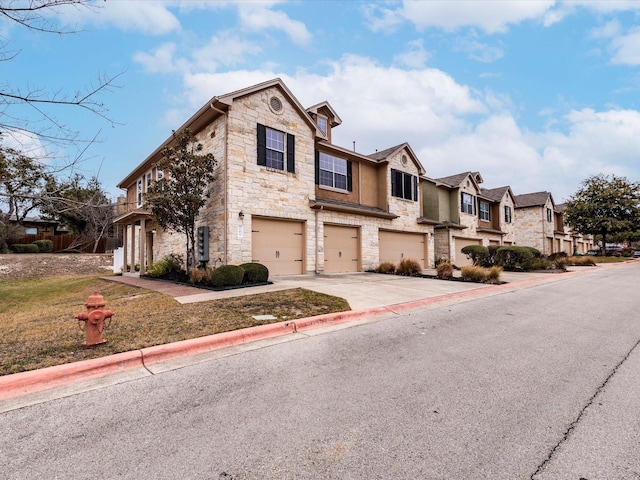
left=306, top=101, right=342, bottom=127
left=514, top=191, right=554, bottom=208
left=436, top=171, right=483, bottom=189
left=118, top=78, right=320, bottom=189
left=367, top=143, right=426, bottom=175
left=480, top=186, right=515, bottom=203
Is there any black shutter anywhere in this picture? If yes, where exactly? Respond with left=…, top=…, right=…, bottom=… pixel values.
left=314, top=151, right=320, bottom=185
left=286, top=133, right=295, bottom=173
left=257, top=123, right=266, bottom=166
left=391, top=169, right=398, bottom=197
left=347, top=161, right=353, bottom=191
left=413, top=175, right=418, bottom=201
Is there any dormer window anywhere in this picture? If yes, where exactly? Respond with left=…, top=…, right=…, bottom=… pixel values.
left=317, top=115, right=327, bottom=135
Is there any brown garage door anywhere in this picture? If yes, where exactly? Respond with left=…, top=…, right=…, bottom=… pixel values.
left=454, top=237, right=482, bottom=266
left=252, top=218, right=304, bottom=275
left=379, top=231, right=426, bottom=268
left=324, top=224, right=359, bottom=273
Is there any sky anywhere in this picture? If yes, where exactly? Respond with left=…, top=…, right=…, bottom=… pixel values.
left=4, top=0, right=640, bottom=204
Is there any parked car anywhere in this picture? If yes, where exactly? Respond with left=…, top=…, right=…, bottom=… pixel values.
left=586, top=249, right=600, bottom=256
left=634, top=250, right=640, bottom=258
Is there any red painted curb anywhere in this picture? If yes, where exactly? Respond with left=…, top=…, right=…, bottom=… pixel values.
left=0, top=350, right=143, bottom=401
left=141, top=321, right=297, bottom=366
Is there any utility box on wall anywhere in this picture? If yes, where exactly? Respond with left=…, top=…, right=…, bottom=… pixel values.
left=196, top=226, right=209, bottom=263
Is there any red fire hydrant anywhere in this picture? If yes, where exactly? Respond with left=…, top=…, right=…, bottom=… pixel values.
left=74, top=291, right=114, bottom=348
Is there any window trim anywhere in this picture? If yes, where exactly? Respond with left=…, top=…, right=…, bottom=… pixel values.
left=317, top=115, right=328, bottom=135
left=504, top=205, right=512, bottom=224
left=316, top=152, right=352, bottom=192
left=391, top=168, right=418, bottom=201
left=461, top=192, right=476, bottom=215
left=546, top=207, right=552, bottom=222
left=136, top=179, right=143, bottom=207
left=257, top=123, right=295, bottom=173
left=479, top=200, right=491, bottom=221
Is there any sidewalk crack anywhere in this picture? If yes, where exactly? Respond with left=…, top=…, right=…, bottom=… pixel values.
left=530, top=337, right=640, bottom=479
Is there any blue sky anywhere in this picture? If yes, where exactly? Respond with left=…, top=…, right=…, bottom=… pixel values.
left=4, top=0, right=640, bottom=203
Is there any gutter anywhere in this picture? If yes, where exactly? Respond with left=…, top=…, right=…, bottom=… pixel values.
left=209, top=100, right=229, bottom=265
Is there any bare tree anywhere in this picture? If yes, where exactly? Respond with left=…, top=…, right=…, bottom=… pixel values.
left=0, top=1, right=120, bottom=250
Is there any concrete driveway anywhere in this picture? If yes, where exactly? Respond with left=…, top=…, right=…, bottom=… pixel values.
left=110, top=269, right=565, bottom=310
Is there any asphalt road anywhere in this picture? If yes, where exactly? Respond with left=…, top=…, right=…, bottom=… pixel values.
left=2, top=263, right=640, bottom=479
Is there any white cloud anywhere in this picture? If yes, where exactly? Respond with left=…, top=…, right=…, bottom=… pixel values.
left=399, top=0, right=555, bottom=34
left=72, top=1, right=182, bottom=35
left=393, top=39, right=430, bottom=68
left=363, top=3, right=406, bottom=33
left=609, top=28, right=640, bottom=66
left=133, top=43, right=185, bottom=74
left=454, top=32, right=504, bottom=63
left=192, top=32, right=262, bottom=70
left=238, top=3, right=311, bottom=45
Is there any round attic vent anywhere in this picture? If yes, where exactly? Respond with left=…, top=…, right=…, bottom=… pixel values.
left=269, top=96, right=283, bottom=112
left=401, top=155, right=408, bottom=166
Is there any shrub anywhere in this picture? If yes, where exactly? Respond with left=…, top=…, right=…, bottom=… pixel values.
left=525, top=246, right=542, bottom=258
left=434, top=257, right=449, bottom=267
left=486, top=245, right=501, bottom=266
left=147, top=253, right=185, bottom=278
left=209, top=264, right=245, bottom=288
left=376, top=261, right=396, bottom=274
left=33, top=239, right=53, bottom=253
left=486, top=266, right=503, bottom=283
left=461, top=245, right=489, bottom=266
left=436, top=261, right=453, bottom=279
left=495, top=246, right=536, bottom=271
left=396, top=258, right=421, bottom=276
left=461, top=265, right=503, bottom=283
left=547, top=252, right=568, bottom=262
left=10, top=243, right=39, bottom=254
left=189, top=267, right=209, bottom=285
left=240, top=262, right=269, bottom=283
left=568, top=256, right=596, bottom=266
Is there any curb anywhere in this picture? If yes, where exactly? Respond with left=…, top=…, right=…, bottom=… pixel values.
left=0, top=269, right=587, bottom=402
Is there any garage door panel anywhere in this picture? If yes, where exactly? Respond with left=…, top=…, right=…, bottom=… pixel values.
left=379, top=231, right=426, bottom=268
left=252, top=218, right=304, bottom=275
left=324, top=225, right=359, bottom=273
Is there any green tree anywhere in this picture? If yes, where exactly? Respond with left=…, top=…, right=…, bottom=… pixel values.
left=144, top=130, right=216, bottom=269
left=564, top=174, right=640, bottom=254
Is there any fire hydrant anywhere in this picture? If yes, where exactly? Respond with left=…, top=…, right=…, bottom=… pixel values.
left=74, top=291, right=114, bottom=348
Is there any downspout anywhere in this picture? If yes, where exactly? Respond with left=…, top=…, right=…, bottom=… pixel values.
left=210, top=101, right=228, bottom=265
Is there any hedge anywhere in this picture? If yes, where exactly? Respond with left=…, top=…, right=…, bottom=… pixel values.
left=209, top=265, right=245, bottom=288
left=10, top=244, right=40, bottom=254
left=33, top=239, right=53, bottom=253
left=240, top=262, right=269, bottom=283
left=461, top=245, right=489, bottom=266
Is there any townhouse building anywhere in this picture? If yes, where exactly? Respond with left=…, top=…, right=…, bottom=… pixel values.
left=513, top=191, right=569, bottom=255
left=421, top=172, right=516, bottom=266
left=114, top=78, right=435, bottom=275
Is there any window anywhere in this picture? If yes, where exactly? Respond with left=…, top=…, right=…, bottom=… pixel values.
left=137, top=179, right=143, bottom=207
left=257, top=124, right=295, bottom=173
left=156, top=169, right=163, bottom=180
left=146, top=172, right=152, bottom=189
left=461, top=192, right=476, bottom=214
left=547, top=208, right=552, bottom=222
left=317, top=116, right=327, bottom=135
left=504, top=205, right=512, bottom=223
left=479, top=200, right=490, bottom=221
left=317, top=152, right=351, bottom=191
left=25, top=227, right=37, bottom=235
left=391, top=169, right=418, bottom=201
